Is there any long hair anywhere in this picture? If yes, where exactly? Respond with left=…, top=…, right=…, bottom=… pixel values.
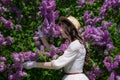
left=60, top=20, right=90, bottom=65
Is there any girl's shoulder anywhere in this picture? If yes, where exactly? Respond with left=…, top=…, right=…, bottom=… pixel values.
left=70, top=39, right=81, bottom=45
left=69, top=39, right=82, bottom=51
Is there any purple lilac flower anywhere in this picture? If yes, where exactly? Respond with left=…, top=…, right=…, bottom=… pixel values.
left=18, top=71, right=27, bottom=77
left=33, top=36, right=39, bottom=41
left=2, top=41, right=7, bottom=46
left=33, top=31, right=39, bottom=39
left=0, top=56, right=7, bottom=62
left=104, top=50, right=109, bottom=55
left=0, top=62, right=5, bottom=72
left=88, top=0, right=96, bottom=3
left=12, top=53, right=21, bottom=62
left=106, top=43, right=114, bottom=51
left=12, top=51, right=39, bottom=63
left=33, top=31, right=41, bottom=46
left=83, top=11, right=103, bottom=26
left=39, top=45, right=44, bottom=52
left=83, top=24, right=114, bottom=51
left=101, top=21, right=112, bottom=30
left=40, top=0, right=60, bottom=38
left=108, top=71, right=116, bottom=80
left=15, top=24, right=22, bottom=31
left=45, top=45, right=59, bottom=59
left=116, top=75, right=120, bottom=80
left=0, top=17, right=13, bottom=30
left=6, top=36, right=13, bottom=45
left=2, top=36, right=13, bottom=46
left=1, top=0, right=12, bottom=5
left=45, top=52, right=51, bottom=57
left=45, top=40, right=69, bottom=59
left=59, top=40, right=70, bottom=53
left=11, top=51, right=39, bottom=80
left=76, top=0, right=97, bottom=8
left=0, top=6, right=6, bottom=14
left=104, top=55, right=120, bottom=72
left=83, top=11, right=92, bottom=21
left=100, top=0, right=120, bottom=17
left=103, top=56, right=112, bottom=71
left=115, top=55, right=120, bottom=62
left=8, top=68, right=27, bottom=80
left=87, top=67, right=102, bottom=80
left=35, top=41, right=40, bottom=46
left=0, top=56, right=6, bottom=72
left=9, top=7, right=23, bottom=20
left=111, top=61, right=119, bottom=69
left=0, top=34, right=4, bottom=45
left=34, top=31, right=39, bottom=37
left=76, top=0, right=86, bottom=8
left=0, top=34, right=13, bottom=46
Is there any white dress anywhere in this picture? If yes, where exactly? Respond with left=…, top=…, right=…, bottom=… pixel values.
left=51, top=39, right=89, bottom=80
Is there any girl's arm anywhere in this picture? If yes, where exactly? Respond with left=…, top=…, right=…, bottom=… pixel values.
left=40, top=37, right=51, bottom=50
left=35, top=62, right=54, bottom=69
left=38, top=25, right=51, bottom=50
left=23, top=61, right=55, bottom=69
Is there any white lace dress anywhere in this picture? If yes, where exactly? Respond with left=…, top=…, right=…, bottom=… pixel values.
left=51, top=40, right=89, bottom=80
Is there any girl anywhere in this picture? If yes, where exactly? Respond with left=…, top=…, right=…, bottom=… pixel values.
left=23, top=16, right=89, bottom=80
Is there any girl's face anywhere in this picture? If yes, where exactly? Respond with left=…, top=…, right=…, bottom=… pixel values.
left=60, top=27, right=67, bottom=38
left=59, top=22, right=68, bottom=39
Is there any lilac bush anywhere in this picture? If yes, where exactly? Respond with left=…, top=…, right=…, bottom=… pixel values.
left=40, top=0, right=60, bottom=37
left=8, top=51, right=39, bottom=80
left=0, top=0, right=120, bottom=80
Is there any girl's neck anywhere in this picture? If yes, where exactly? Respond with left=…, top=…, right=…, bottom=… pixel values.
left=67, top=36, right=78, bottom=43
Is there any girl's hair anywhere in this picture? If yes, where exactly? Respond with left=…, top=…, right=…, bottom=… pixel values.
left=60, top=20, right=90, bottom=65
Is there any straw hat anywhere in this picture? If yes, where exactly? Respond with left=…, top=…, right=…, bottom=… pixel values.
left=59, top=16, right=81, bottom=31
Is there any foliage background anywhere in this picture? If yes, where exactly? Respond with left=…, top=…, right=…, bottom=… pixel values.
left=0, top=0, right=120, bottom=80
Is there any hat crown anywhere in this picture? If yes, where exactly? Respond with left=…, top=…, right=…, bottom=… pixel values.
left=60, top=16, right=81, bottom=30
left=66, top=16, right=80, bottom=30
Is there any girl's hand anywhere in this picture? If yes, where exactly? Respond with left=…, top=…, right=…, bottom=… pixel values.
left=38, top=25, right=44, bottom=38
left=38, top=24, right=51, bottom=50
left=23, top=61, right=36, bottom=69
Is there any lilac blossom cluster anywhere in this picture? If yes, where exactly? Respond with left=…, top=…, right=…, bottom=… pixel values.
left=103, top=55, right=120, bottom=72
left=33, top=31, right=41, bottom=46
left=82, top=24, right=114, bottom=51
left=9, top=7, right=23, bottom=21
left=100, top=0, right=120, bottom=17
left=82, top=10, right=114, bottom=52
left=76, top=0, right=96, bottom=8
left=12, top=51, right=39, bottom=62
left=108, top=71, right=120, bottom=80
left=40, top=0, right=60, bottom=37
left=87, top=66, right=102, bottom=80
left=15, top=24, right=22, bottom=31
left=103, top=55, right=120, bottom=80
left=0, top=33, right=13, bottom=46
left=83, top=11, right=103, bottom=26
left=0, top=16, right=13, bottom=30
left=76, top=0, right=86, bottom=8
left=0, top=0, right=12, bottom=6
left=46, top=40, right=69, bottom=59
left=33, top=29, right=69, bottom=59
left=0, top=6, right=6, bottom=14
left=0, top=56, right=7, bottom=72
left=37, top=0, right=70, bottom=59
left=33, top=31, right=45, bottom=52
left=33, top=30, right=69, bottom=59
left=9, top=51, right=39, bottom=80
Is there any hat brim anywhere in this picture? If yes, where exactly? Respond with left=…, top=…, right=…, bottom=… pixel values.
left=59, top=16, right=76, bottom=29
